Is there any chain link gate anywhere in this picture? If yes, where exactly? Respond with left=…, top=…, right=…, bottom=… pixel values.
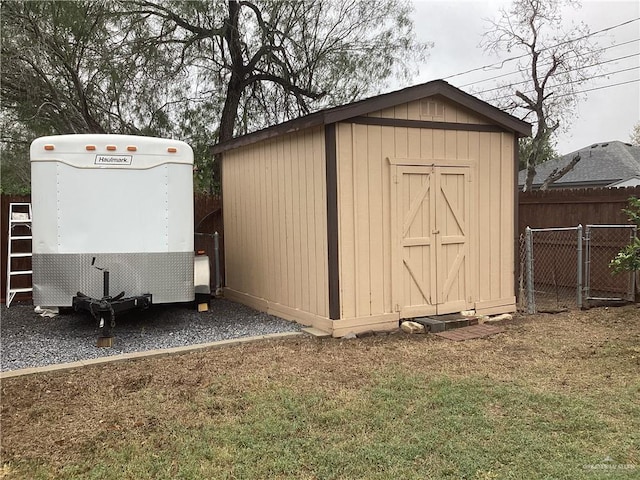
left=520, top=224, right=637, bottom=314
left=584, top=225, right=636, bottom=304
left=521, top=226, right=583, bottom=314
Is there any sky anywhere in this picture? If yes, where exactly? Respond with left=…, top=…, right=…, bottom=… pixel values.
left=408, top=0, right=640, bottom=155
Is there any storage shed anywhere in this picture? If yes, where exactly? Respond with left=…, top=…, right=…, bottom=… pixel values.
left=212, top=80, right=531, bottom=336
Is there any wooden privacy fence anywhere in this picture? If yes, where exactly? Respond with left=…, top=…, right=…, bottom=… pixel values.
left=1, top=193, right=222, bottom=304
left=518, top=186, right=640, bottom=312
left=518, top=186, right=640, bottom=233
left=194, top=194, right=224, bottom=291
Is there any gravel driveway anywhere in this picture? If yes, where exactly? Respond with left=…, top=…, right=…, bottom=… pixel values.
left=1, top=299, right=302, bottom=372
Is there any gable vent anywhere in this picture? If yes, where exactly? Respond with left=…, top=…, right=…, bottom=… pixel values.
left=420, top=100, right=444, bottom=118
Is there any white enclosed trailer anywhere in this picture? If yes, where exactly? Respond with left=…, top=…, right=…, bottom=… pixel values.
left=30, top=134, right=196, bottom=316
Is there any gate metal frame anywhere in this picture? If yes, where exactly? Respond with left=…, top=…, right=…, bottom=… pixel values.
left=584, top=224, right=637, bottom=303
left=524, top=225, right=583, bottom=314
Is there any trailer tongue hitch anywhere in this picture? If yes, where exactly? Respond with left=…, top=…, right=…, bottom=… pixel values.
left=73, top=258, right=153, bottom=347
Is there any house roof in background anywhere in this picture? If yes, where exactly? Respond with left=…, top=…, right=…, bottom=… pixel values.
left=211, top=80, right=531, bottom=154
left=607, top=176, right=640, bottom=188
left=518, top=141, right=640, bottom=188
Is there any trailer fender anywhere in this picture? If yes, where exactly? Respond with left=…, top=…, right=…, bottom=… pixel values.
left=194, top=254, right=211, bottom=311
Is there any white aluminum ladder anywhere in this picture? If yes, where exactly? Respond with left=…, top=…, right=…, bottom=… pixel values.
left=6, top=202, right=33, bottom=307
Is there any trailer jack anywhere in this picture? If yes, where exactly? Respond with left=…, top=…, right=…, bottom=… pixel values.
left=72, top=261, right=152, bottom=346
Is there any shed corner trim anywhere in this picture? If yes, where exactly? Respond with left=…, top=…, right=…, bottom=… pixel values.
left=325, top=123, right=340, bottom=320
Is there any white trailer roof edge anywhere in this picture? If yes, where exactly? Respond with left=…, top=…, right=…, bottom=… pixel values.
left=30, top=159, right=192, bottom=170
left=30, top=134, right=194, bottom=168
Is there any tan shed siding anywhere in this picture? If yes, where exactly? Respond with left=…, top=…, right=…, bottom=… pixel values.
left=337, top=121, right=515, bottom=320
left=380, top=124, right=395, bottom=315
left=489, top=134, right=502, bottom=299
left=336, top=123, right=355, bottom=318
left=337, top=122, right=396, bottom=319
left=368, top=98, right=490, bottom=125
left=222, top=127, right=328, bottom=317
left=368, top=124, right=386, bottom=316
left=475, top=132, right=515, bottom=304
left=467, top=131, right=481, bottom=304
left=500, top=133, right=515, bottom=299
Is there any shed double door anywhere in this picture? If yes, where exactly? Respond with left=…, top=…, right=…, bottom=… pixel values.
left=392, top=165, right=471, bottom=318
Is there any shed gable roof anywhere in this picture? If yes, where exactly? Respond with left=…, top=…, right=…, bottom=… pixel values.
left=211, top=80, right=531, bottom=154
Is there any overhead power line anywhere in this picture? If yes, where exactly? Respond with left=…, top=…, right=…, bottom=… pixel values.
left=471, top=53, right=639, bottom=96
left=458, top=38, right=640, bottom=88
left=552, top=77, right=640, bottom=97
left=484, top=77, right=640, bottom=104
left=443, top=17, right=640, bottom=81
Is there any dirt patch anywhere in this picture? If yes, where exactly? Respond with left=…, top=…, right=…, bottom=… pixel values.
left=2, top=306, right=639, bottom=469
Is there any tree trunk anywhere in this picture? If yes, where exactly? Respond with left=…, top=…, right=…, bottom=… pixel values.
left=524, top=162, right=536, bottom=192
left=218, top=76, right=243, bottom=144
left=212, top=76, right=243, bottom=191
left=212, top=0, right=245, bottom=190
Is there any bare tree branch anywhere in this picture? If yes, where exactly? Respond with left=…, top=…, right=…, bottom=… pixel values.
left=481, top=0, right=601, bottom=191
left=540, top=154, right=581, bottom=190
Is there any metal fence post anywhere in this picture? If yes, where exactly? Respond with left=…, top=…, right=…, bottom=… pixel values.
left=631, top=226, right=637, bottom=301
left=577, top=224, right=583, bottom=309
left=214, top=231, right=221, bottom=295
left=525, top=226, right=535, bottom=314
left=584, top=226, right=591, bottom=302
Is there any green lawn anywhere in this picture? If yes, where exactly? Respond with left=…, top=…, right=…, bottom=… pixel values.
left=2, top=307, right=639, bottom=479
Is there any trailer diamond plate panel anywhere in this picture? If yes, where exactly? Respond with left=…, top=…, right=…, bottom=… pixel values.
left=33, top=252, right=194, bottom=307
